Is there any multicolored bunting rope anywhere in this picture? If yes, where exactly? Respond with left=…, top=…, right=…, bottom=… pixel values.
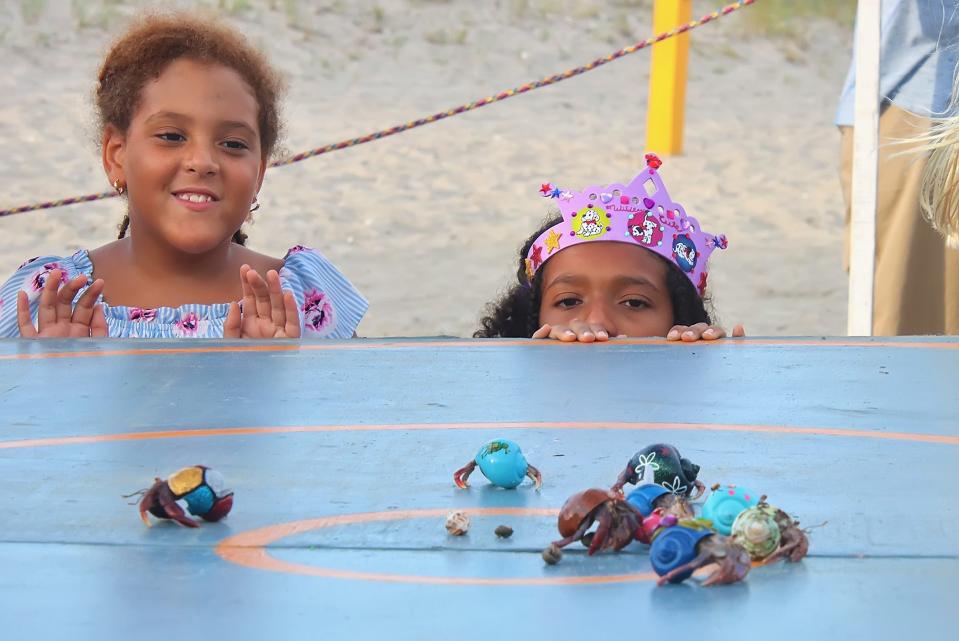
left=0, top=0, right=755, bottom=219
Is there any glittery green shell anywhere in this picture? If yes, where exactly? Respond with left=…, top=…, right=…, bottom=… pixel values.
left=731, top=505, right=781, bottom=560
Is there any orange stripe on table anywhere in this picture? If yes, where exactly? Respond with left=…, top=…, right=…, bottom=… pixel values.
left=2, top=420, right=956, bottom=450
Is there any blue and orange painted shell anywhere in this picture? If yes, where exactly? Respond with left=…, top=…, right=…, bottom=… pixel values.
left=474, top=439, right=532, bottom=488
left=162, top=466, right=233, bottom=521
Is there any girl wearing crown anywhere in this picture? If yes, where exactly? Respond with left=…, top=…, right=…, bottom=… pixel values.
left=0, top=13, right=366, bottom=339
left=475, top=154, right=744, bottom=342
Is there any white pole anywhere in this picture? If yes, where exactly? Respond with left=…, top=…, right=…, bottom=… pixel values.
left=847, top=0, right=881, bottom=336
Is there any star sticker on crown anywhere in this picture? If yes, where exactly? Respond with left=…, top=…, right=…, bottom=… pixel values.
left=539, top=183, right=553, bottom=196
left=645, top=153, right=662, bottom=170
left=545, top=229, right=562, bottom=254
left=530, top=244, right=544, bottom=269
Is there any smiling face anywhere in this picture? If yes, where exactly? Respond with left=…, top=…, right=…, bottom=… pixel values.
left=103, top=58, right=265, bottom=255
left=538, top=242, right=675, bottom=337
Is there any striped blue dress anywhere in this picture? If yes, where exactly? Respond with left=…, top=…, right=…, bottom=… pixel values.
left=0, top=246, right=367, bottom=338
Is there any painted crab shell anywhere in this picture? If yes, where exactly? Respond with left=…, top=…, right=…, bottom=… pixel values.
left=626, top=484, right=671, bottom=517
left=453, top=439, right=542, bottom=489
left=650, top=520, right=752, bottom=586
left=138, top=465, right=234, bottom=528
left=731, top=503, right=781, bottom=560
left=558, top=488, right=610, bottom=537
left=615, top=443, right=702, bottom=497
left=649, top=524, right=714, bottom=583
left=702, top=485, right=759, bottom=535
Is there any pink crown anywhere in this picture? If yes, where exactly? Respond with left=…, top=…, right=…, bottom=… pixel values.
left=526, top=154, right=727, bottom=296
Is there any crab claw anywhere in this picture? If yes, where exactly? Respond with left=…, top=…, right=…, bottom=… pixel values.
left=610, top=466, right=631, bottom=493
left=765, top=529, right=809, bottom=564
left=453, top=460, right=476, bottom=489
left=690, top=480, right=706, bottom=500
left=136, top=480, right=162, bottom=527
left=526, top=463, right=543, bottom=490
left=700, top=546, right=751, bottom=587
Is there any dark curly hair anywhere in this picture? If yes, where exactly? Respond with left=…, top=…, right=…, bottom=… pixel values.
left=98, top=11, right=286, bottom=246
left=475, top=216, right=711, bottom=338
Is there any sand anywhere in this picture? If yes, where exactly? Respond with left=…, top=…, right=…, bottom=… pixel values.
left=0, top=0, right=852, bottom=337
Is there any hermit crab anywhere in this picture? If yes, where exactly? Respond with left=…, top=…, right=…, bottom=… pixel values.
left=453, top=439, right=542, bottom=489
left=626, top=483, right=696, bottom=521
left=131, top=465, right=234, bottom=528
left=542, top=488, right=652, bottom=564
left=611, top=443, right=704, bottom=498
left=701, top=484, right=759, bottom=535
left=731, top=498, right=809, bottom=563
left=650, top=520, right=752, bottom=587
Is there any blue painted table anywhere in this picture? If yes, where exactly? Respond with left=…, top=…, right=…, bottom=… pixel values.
left=0, top=338, right=956, bottom=640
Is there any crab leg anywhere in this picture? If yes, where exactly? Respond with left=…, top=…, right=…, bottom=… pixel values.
left=452, top=460, right=476, bottom=489
left=525, top=464, right=543, bottom=490
left=137, top=482, right=162, bottom=527
left=621, top=499, right=652, bottom=544
left=610, top=513, right=637, bottom=551
left=689, top=480, right=706, bottom=501
left=701, top=547, right=751, bottom=586
left=610, top=466, right=632, bottom=493
left=764, top=530, right=807, bottom=564
left=655, top=549, right=711, bottom=586
left=587, top=510, right=613, bottom=555
left=157, top=483, right=199, bottom=528
left=551, top=515, right=596, bottom=550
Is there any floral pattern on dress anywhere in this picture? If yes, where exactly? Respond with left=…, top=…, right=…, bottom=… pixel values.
left=302, top=288, right=335, bottom=334
left=30, top=263, right=67, bottom=292
left=0, top=247, right=366, bottom=339
left=174, top=312, right=200, bottom=337
left=128, top=307, right=158, bottom=322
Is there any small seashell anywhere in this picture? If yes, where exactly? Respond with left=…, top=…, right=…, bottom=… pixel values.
left=445, top=511, right=470, bottom=536
left=542, top=543, right=563, bottom=565
left=494, top=525, right=513, bottom=538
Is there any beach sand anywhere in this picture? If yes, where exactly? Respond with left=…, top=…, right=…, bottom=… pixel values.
left=0, top=0, right=851, bottom=337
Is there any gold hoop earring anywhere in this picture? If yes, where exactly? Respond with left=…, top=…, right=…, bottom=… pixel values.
left=250, top=196, right=260, bottom=213
left=113, top=179, right=125, bottom=196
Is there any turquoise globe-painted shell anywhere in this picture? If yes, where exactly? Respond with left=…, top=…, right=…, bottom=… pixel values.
left=702, top=485, right=759, bottom=535
left=731, top=504, right=781, bottom=560
left=474, top=439, right=530, bottom=489
left=649, top=525, right=713, bottom=583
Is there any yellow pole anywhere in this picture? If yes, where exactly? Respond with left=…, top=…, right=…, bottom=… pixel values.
left=646, top=0, right=692, bottom=155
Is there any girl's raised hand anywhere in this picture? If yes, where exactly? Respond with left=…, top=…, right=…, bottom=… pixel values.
left=17, top=270, right=107, bottom=338
left=224, top=265, right=301, bottom=339
left=666, top=322, right=746, bottom=342
left=532, top=321, right=610, bottom=343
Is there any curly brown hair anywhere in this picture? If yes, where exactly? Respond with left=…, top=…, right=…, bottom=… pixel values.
left=97, top=11, right=286, bottom=245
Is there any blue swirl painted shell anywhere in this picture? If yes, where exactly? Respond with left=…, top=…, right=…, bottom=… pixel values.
left=701, top=485, right=759, bottom=535
left=649, top=525, right=713, bottom=583
left=626, top=484, right=671, bottom=517
left=475, top=439, right=530, bottom=488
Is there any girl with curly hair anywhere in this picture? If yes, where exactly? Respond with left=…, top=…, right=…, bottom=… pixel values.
left=0, top=12, right=366, bottom=339
left=476, top=156, right=744, bottom=342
